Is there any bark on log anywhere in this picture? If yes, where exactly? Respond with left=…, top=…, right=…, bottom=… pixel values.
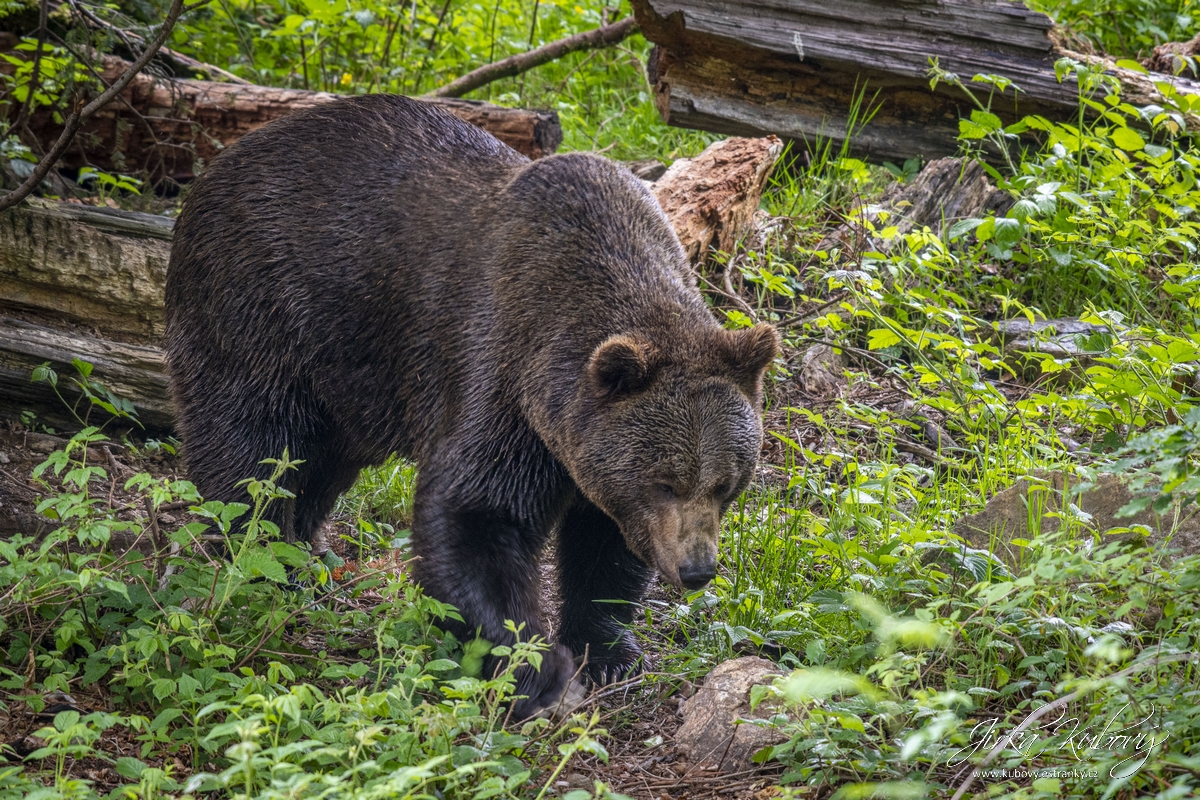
left=0, top=198, right=171, bottom=342
left=0, top=316, right=173, bottom=431
left=819, top=157, right=1012, bottom=254
left=0, top=136, right=775, bottom=429
left=20, top=57, right=563, bottom=183
left=631, top=0, right=1200, bottom=163
left=651, top=135, right=782, bottom=262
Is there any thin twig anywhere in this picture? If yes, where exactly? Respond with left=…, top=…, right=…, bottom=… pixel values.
left=0, top=0, right=189, bottom=213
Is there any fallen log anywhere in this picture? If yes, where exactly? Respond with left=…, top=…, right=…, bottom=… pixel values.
left=631, top=0, right=1200, bottom=163
left=650, top=135, right=782, bottom=262
left=20, top=57, right=563, bottom=183
left=819, top=157, right=1012, bottom=255
left=0, top=316, right=172, bottom=431
left=0, top=198, right=171, bottom=342
left=0, top=135, right=778, bottom=430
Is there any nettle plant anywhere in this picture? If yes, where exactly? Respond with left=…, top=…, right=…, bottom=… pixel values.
left=0, top=372, right=623, bottom=799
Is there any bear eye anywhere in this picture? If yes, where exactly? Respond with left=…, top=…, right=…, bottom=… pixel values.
left=655, top=482, right=677, bottom=499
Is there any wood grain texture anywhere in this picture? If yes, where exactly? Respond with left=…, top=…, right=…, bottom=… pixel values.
left=633, top=0, right=1200, bottom=162
left=0, top=316, right=173, bottom=431
left=651, top=135, right=782, bottom=262
left=0, top=199, right=171, bottom=342
left=21, top=57, right=563, bottom=183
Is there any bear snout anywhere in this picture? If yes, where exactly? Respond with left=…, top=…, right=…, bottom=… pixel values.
left=645, top=503, right=720, bottom=590
left=678, top=557, right=717, bottom=590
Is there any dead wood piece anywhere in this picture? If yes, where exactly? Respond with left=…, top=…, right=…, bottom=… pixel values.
left=651, top=136, right=782, bottom=263
left=18, top=56, right=563, bottom=183
left=427, top=17, right=638, bottom=98
left=632, top=0, right=1200, bottom=162
left=819, top=157, right=1011, bottom=255
left=0, top=198, right=172, bottom=341
left=1144, top=33, right=1200, bottom=76
left=0, top=315, right=173, bottom=431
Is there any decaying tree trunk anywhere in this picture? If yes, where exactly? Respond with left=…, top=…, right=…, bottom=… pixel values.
left=0, top=136, right=779, bottom=430
left=0, top=199, right=171, bottom=342
left=0, top=316, right=172, bottom=431
left=21, top=57, right=564, bottom=183
left=631, top=0, right=1200, bottom=163
left=819, top=157, right=1012, bottom=254
left=651, top=135, right=782, bottom=262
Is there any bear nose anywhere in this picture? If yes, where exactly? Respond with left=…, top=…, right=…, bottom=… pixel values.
left=678, top=560, right=716, bottom=590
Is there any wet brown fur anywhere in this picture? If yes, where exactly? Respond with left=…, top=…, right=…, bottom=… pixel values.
left=165, top=95, right=777, bottom=717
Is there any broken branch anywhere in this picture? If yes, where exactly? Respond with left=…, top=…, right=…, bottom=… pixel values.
left=0, top=0, right=189, bottom=213
left=426, top=16, right=637, bottom=98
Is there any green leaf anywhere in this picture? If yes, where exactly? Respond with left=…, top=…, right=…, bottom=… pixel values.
left=71, top=358, right=94, bottom=378
left=241, top=547, right=287, bottom=582
left=269, top=541, right=309, bottom=568
left=946, top=218, right=984, bottom=241
left=1115, top=59, right=1148, bottom=75
left=152, top=677, right=177, bottom=702
left=867, top=328, right=903, bottom=350
left=30, top=362, right=57, bottom=387
left=115, top=757, right=147, bottom=779
left=1111, top=126, right=1145, bottom=151
left=969, top=109, right=1002, bottom=133
left=958, top=119, right=988, bottom=139
left=838, top=713, right=866, bottom=732
left=992, top=217, right=1023, bottom=248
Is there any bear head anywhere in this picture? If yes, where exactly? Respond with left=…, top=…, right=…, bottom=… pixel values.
left=570, top=323, right=778, bottom=589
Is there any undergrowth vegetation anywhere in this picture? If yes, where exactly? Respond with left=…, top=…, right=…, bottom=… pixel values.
left=2, top=1, right=1200, bottom=799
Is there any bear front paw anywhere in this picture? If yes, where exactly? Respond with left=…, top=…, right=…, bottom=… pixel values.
left=570, top=633, right=644, bottom=687
left=509, top=643, right=578, bottom=721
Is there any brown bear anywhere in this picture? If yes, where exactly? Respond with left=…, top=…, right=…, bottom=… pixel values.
left=165, top=94, right=777, bottom=718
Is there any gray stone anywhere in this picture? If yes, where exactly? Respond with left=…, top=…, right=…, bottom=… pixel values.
left=797, top=343, right=847, bottom=400
left=953, top=471, right=1200, bottom=568
left=25, top=432, right=68, bottom=454
left=995, top=317, right=1106, bottom=360
left=675, top=656, right=788, bottom=772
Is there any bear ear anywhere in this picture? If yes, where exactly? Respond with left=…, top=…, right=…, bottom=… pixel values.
left=720, top=323, right=779, bottom=397
left=586, top=334, right=658, bottom=399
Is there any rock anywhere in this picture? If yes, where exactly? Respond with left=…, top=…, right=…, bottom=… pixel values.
left=25, top=432, right=68, bottom=454
left=0, top=451, right=8, bottom=463
left=953, top=471, right=1200, bottom=568
left=797, top=343, right=847, bottom=400
left=675, top=656, right=788, bottom=772
left=995, top=317, right=1105, bottom=361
